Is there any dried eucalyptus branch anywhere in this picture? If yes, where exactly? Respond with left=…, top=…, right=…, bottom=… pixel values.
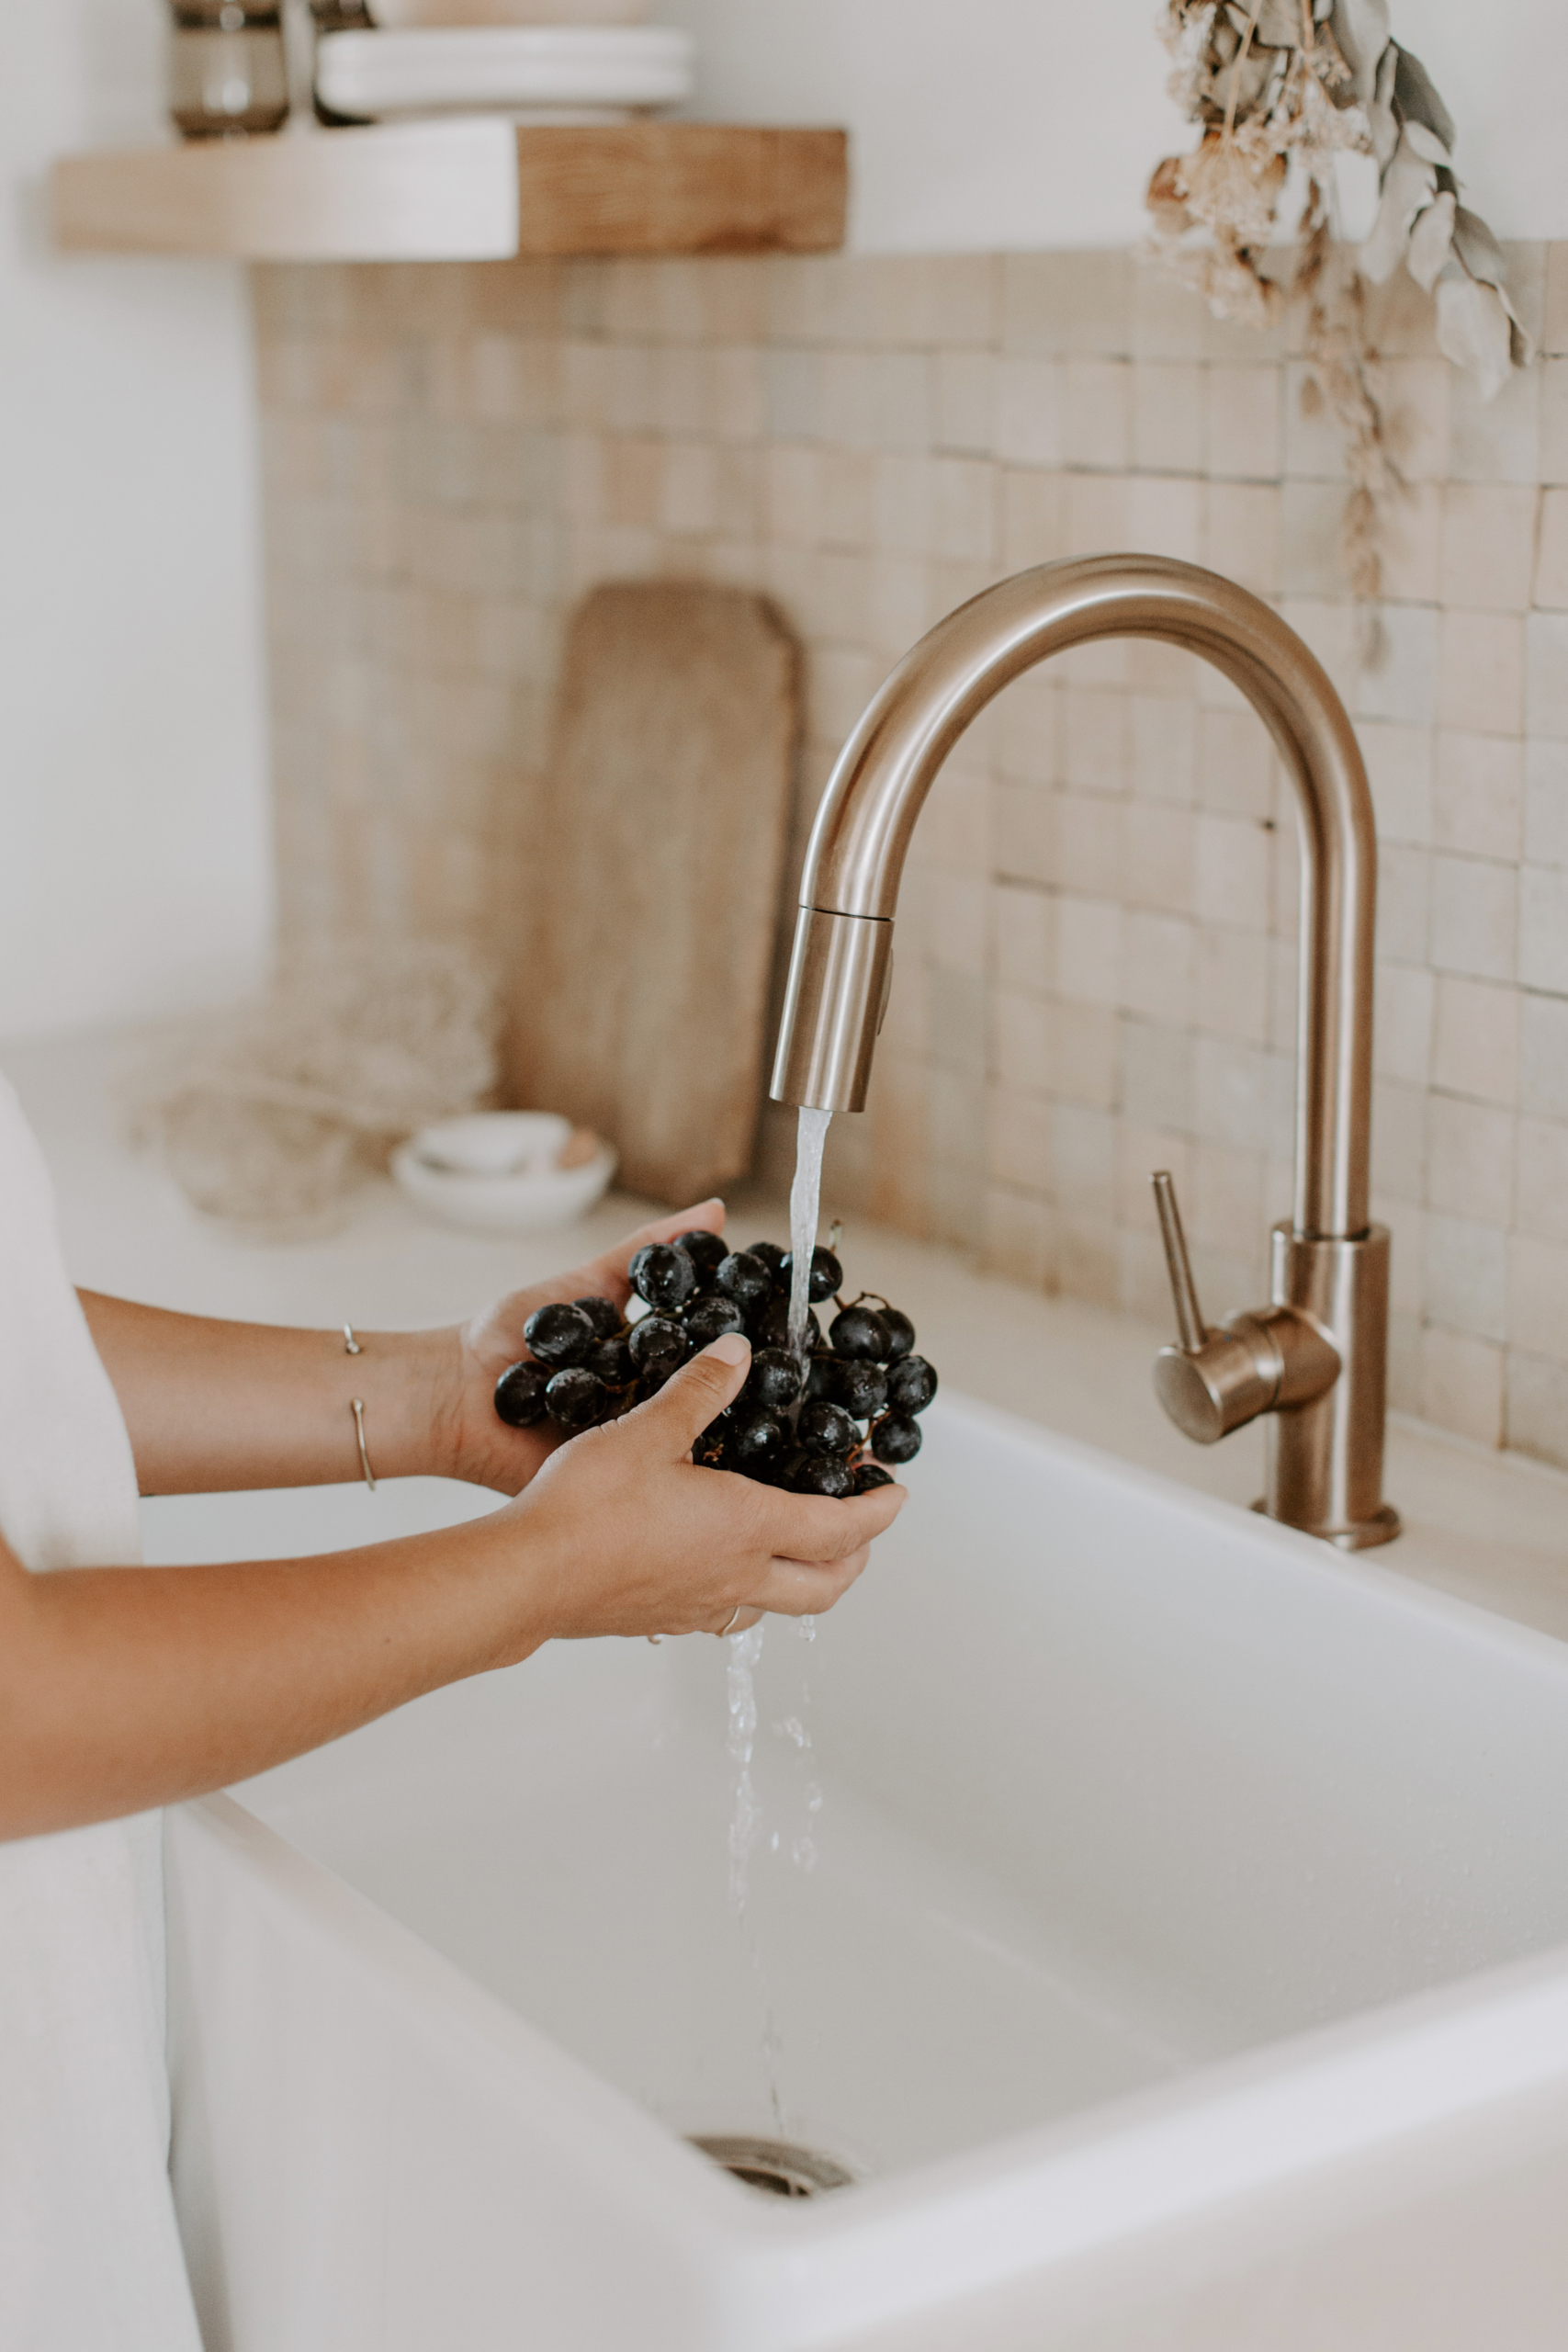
left=1145, top=1, right=1532, bottom=604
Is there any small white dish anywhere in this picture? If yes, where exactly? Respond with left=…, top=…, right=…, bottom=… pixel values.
left=392, top=1121, right=616, bottom=1232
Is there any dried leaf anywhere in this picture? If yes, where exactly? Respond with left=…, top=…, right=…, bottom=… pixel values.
left=1362, top=41, right=1398, bottom=168
left=1450, top=203, right=1507, bottom=290
left=1392, top=44, right=1456, bottom=153
left=1405, top=188, right=1454, bottom=291
left=1327, top=0, right=1391, bottom=108
left=1435, top=266, right=1514, bottom=401
left=1359, top=130, right=1436, bottom=283
left=1402, top=119, right=1450, bottom=167
left=1227, top=0, right=1303, bottom=46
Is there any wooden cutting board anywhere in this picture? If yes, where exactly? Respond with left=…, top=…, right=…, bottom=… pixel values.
left=508, top=581, right=800, bottom=1204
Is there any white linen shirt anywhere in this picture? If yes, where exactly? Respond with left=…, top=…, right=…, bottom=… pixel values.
left=0, top=1075, right=201, bottom=2349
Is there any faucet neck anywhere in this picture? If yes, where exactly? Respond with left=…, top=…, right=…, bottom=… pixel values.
left=774, top=557, right=1376, bottom=1240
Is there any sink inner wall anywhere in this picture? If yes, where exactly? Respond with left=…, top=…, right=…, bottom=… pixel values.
left=148, top=1399, right=1568, bottom=2186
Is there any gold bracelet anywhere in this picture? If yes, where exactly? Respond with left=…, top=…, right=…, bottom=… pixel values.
left=344, top=1328, right=375, bottom=1488
left=349, top=1396, right=378, bottom=1491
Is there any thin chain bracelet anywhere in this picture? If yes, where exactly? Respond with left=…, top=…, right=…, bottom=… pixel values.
left=344, top=1325, right=377, bottom=1489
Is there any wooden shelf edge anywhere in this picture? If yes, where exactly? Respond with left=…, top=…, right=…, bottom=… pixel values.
left=51, top=120, right=847, bottom=264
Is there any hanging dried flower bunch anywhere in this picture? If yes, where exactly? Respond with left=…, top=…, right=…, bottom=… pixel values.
left=1145, top=1, right=1532, bottom=603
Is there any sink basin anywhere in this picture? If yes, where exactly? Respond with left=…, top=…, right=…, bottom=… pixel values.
left=150, top=1396, right=1568, bottom=2350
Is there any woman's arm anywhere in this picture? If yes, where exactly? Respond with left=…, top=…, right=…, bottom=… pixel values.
left=0, top=1336, right=904, bottom=1841
left=79, top=1201, right=727, bottom=1498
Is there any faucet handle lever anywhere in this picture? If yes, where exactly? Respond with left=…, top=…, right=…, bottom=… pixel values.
left=1152, top=1170, right=1206, bottom=1352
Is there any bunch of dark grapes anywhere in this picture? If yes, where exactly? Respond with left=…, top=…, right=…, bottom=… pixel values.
left=491, top=1229, right=937, bottom=1498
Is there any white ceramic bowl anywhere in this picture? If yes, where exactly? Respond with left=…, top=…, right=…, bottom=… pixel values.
left=316, top=27, right=693, bottom=119
left=391, top=1124, right=616, bottom=1232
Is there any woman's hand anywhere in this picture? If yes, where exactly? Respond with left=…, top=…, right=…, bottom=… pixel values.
left=490, top=1333, right=907, bottom=1643
left=433, top=1197, right=728, bottom=1494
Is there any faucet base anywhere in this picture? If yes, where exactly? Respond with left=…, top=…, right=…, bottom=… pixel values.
left=1251, top=1498, right=1403, bottom=1551
left=1262, top=1223, right=1399, bottom=1546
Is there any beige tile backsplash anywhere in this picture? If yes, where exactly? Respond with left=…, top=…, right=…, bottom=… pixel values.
left=254, top=241, right=1568, bottom=1467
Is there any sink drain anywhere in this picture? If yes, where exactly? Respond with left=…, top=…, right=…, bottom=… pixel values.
left=688, top=2134, right=854, bottom=2199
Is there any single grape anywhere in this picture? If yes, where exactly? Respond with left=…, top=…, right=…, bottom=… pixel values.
left=684, top=1292, right=748, bottom=1348
left=586, top=1336, right=635, bottom=1386
left=797, top=1398, right=858, bottom=1457
left=627, top=1242, right=697, bottom=1312
left=674, top=1229, right=728, bottom=1283
left=805, top=1351, right=837, bottom=1401
left=572, top=1296, right=623, bottom=1340
left=886, top=1354, right=938, bottom=1415
left=545, top=1367, right=607, bottom=1430
left=493, top=1360, right=550, bottom=1427
left=793, top=1455, right=853, bottom=1498
left=746, top=1239, right=787, bottom=1281
left=780, top=1245, right=842, bottom=1304
left=743, top=1346, right=804, bottom=1410
left=715, top=1250, right=773, bottom=1313
left=727, top=1408, right=789, bottom=1475
left=751, top=1294, right=819, bottom=1352
left=832, top=1359, right=888, bottom=1419
left=853, top=1462, right=895, bottom=1494
left=829, top=1303, right=890, bottom=1362
left=627, top=1316, right=688, bottom=1381
left=879, top=1306, right=916, bottom=1362
left=872, top=1413, right=922, bottom=1465
left=523, top=1301, right=595, bottom=1368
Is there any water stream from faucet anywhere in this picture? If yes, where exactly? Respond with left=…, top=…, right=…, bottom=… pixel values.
left=786, top=1107, right=832, bottom=1360
left=718, top=1106, right=836, bottom=2132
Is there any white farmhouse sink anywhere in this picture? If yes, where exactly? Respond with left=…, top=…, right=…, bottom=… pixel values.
left=149, top=1396, right=1568, bottom=2351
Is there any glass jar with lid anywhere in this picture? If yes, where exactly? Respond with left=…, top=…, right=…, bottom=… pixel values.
left=168, top=0, right=289, bottom=140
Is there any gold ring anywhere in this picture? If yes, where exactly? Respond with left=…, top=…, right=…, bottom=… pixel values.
left=716, top=1604, right=743, bottom=1638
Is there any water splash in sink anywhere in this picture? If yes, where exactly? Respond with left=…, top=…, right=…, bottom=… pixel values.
left=726, top=1618, right=786, bottom=2130
left=726, top=1620, right=767, bottom=1910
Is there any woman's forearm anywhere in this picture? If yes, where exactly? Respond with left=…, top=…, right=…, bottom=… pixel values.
left=0, top=1335, right=900, bottom=1843
left=78, top=1292, right=466, bottom=1497
left=0, top=1517, right=533, bottom=1839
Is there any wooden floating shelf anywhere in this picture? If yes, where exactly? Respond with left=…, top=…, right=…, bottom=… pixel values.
left=51, top=120, right=847, bottom=264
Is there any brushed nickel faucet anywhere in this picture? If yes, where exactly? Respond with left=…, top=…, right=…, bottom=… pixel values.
left=771, top=555, right=1399, bottom=1551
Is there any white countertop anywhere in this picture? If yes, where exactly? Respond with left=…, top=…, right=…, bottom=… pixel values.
left=6, top=1023, right=1568, bottom=1645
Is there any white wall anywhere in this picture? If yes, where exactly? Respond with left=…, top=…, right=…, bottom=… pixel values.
left=668, top=0, right=1568, bottom=253
left=0, top=0, right=273, bottom=1041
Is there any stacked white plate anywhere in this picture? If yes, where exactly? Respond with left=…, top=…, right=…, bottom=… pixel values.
left=315, top=25, right=694, bottom=122
left=371, top=0, right=647, bottom=18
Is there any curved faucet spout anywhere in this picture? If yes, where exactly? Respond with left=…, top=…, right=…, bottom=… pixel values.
left=771, top=554, right=1377, bottom=1243
left=770, top=555, right=1397, bottom=1548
